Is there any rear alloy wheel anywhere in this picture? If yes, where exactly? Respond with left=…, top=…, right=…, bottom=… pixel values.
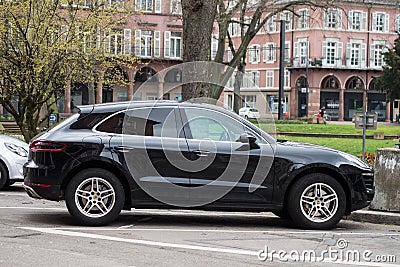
left=0, top=163, right=9, bottom=190
left=65, top=168, right=125, bottom=226
left=287, top=173, right=346, bottom=230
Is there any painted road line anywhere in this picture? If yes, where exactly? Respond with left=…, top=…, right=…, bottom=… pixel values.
left=20, top=227, right=400, bottom=266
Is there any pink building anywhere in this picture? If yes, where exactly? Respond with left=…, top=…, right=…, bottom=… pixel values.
left=57, top=0, right=184, bottom=114
left=223, top=1, right=400, bottom=121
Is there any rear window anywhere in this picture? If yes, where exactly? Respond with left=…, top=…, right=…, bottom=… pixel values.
left=70, top=113, right=112, bottom=129
left=96, top=107, right=177, bottom=137
left=250, top=108, right=258, bottom=112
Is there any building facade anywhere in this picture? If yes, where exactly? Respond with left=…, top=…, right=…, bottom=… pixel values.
left=57, top=0, right=185, bottom=114
left=223, top=1, right=400, bottom=121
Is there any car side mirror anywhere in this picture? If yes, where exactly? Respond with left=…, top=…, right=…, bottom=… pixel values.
left=239, top=132, right=259, bottom=149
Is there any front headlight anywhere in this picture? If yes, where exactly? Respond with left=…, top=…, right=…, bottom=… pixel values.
left=4, top=142, right=28, bottom=157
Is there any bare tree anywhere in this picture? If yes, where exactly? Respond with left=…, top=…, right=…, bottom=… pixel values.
left=181, top=0, right=336, bottom=103
left=0, top=0, right=136, bottom=141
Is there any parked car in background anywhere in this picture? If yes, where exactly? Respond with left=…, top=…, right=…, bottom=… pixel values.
left=0, top=135, right=28, bottom=189
left=239, top=107, right=261, bottom=119
left=24, top=101, right=374, bottom=229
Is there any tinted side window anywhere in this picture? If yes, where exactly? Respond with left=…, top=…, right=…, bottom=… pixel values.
left=97, top=108, right=178, bottom=138
left=183, top=108, right=246, bottom=142
left=70, top=113, right=112, bottom=129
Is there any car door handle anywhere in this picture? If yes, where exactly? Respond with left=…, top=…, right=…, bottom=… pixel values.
left=113, top=146, right=135, bottom=153
left=192, top=150, right=210, bottom=157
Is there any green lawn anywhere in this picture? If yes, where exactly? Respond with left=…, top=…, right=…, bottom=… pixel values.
left=276, top=136, right=397, bottom=157
left=258, top=123, right=400, bottom=136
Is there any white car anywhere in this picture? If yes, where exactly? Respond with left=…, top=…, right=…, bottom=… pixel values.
left=0, top=135, right=28, bottom=189
left=239, top=107, right=261, bottom=119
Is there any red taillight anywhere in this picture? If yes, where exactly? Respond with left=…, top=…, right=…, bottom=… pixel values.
left=30, top=140, right=66, bottom=152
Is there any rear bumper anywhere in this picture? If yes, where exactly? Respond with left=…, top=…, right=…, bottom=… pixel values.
left=23, top=182, right=62, bottom=201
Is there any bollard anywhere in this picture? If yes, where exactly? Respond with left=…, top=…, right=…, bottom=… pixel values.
left=370, top=148, right=400, bottom=212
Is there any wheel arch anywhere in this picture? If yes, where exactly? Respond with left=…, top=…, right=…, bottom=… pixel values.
left=60, top=160, right=132, bottom=209
left=282, top=166, right=353, bottom=215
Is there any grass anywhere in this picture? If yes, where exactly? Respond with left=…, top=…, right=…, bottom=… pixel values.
left=258, top=123, right=400, bottom=136
left=276, top=136, right=397, bottom=157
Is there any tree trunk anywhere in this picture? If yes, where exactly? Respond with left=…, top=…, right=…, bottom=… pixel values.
left=181, top=0, right=218, bottom=101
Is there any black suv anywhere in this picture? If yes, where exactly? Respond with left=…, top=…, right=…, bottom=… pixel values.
left=24, top=101, right=374, bottom=229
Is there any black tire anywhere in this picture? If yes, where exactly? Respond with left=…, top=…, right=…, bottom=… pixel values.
left=244, top=115, right=248, bottom=119
left=0, top=162, right=9, bottom=190
left=65, top=168, right=125, bottom=226
left=287, top=173, right=346, bottom=230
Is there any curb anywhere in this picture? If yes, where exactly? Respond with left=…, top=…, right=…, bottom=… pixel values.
left=345, top=210, right=400, bottom=226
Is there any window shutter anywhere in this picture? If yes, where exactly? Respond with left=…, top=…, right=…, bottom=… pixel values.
left=104, top=31, right=110, bottom=54
left=324, top=10, right=328, bottom=28
left=337, top=42, right=343, bottom=67
left=256, top=45, right=260, bottom=63
left=370, top=44, right=375, bottom=67
left=346, top=43, right=352, bottom=66
left=263, top=45, right=267, bottom=62
left=135, top=0, right=140, bottom=11
left=338, top=10, right=343, bottom=29
left=155, top=0, right=161, bottom=13
left=361, top=12, right=367, bottom=31
left=305, top=9, right=309, bottom=28
left=396, top=15, right=400, bottom=32
left=384, top=13, right=390, bottom=32
left=211, top=34, right=218, bottom=60
left=273, top=44, right=277, bottom=62
left=361, top=43, right=367, bottom=68
left=164, top=31, right=171, bottom=58
left=348, top=11, right=353, bottom=29
left=294, top=42, right=299, bottom=58
left=373, top=13, right=377, bottom=31
left=134, top=29, right=141, bottom=56
left=154, top=31, right=160, bottom=57
left=96, top=28, right=101, bottom=49
left=322, top=41, right=327, bottom=66
left=306, top=41, right=310, bottom=58
left=255, top=72, right=260, bottom=87
left=123, top=29, right=131, bottom=55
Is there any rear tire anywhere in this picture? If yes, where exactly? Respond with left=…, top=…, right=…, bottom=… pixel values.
left=65, top=168, right=125, bottom=226
left=287, top=173, right=346, bottom=230
left=0, top=163, right=9, bottom=190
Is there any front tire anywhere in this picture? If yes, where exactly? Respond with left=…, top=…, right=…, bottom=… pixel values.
left=287, top=173, right=346, bottom=230
left=65, top=168, right=125, bottom=226
left=0, top=163, right=9, bottom=190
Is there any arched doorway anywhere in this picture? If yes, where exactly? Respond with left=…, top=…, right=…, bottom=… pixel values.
left=367, top=79, right=387, bottom=121
left=134, top=67, right=157, bottom=100
left=344, top=76, right=364, bottom=121
left=320, top=75, right=340, bottom=120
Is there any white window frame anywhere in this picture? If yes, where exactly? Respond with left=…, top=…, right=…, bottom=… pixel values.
left=322, top=41, right=343, bottom=67
left=265, top=14, right=277, bottom=32
left=170, top=32, right=182, bottom=59
left=346, top=42, right=366, bottom=68
left=373, top=12, right=389, bottom=33
left=348, top=10, right=367, bottom=31
left=263, top=43, right=276, bottom=63
left=266, top=70, right=274, bottom=88
left=370, top=43, right=387, bottom=68
left=324, top=8, right=342, bottom=29
left=280, top=11, right=293, bottom=31
left=170, top=0, right=182, bottom=14
left=395, top=14, right=400, bottom=32
left=249, top=44, right=260, bottom=64
left=296, top=9, right=309, bottom=29
left=140, top=30, right=153, bottom=57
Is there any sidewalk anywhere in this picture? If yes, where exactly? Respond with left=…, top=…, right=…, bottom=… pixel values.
left=346, top=209, right=400, bottom=226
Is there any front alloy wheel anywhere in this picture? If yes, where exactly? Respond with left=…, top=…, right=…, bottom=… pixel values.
left=287, top=173, right=346, bottom=230
left=66, top=168, right=125, bottom=226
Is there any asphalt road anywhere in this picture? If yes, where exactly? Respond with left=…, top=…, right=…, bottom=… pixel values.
left=1, top=184, right=399, bottom=267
